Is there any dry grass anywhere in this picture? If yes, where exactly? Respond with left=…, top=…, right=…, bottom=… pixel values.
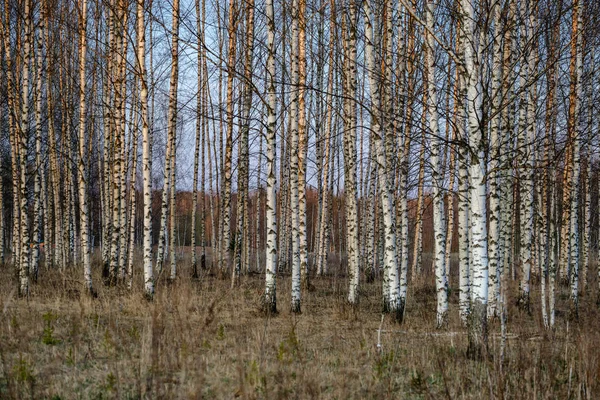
left=0, top=254, right=599, bottom=399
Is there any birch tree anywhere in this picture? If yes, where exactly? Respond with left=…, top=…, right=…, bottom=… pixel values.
left=568, top=0, right=583, bottom=314
left=460, top=0, right=488, bottom=356
left=363, top=0, right=400, bottom=320
left=137, top=0, right=154, bottom=298
left=425, top=0, right=448, bottom=327
left=77, top=0, right=93, bottom=294
left=264, top=0, right=278, bottom=313
left=342, top=0, right=360, bottom=305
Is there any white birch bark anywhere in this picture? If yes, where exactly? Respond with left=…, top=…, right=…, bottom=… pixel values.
left=461, top=0, right=488, bottom=355
left=363, top=0, right=400, bottom=319
left=516, top=4, right=535, bottom=310
left=454, top=18, right=470, bottom=325
left=219, top=0, right=237, bottom=276
left=297, top=0, right=309, bottom=292
left=342, top=1, right=360, bottom=305
left=398, top=12, right=416, bottom=308
left=191, top=0, right=203, bottom=278
left=316, top=0, right=336, bottom=277
left=32, top=10, right=45, bottom=282
left=232, top=0, right=255, bottom=287
left=118, top=13, right=129, bottom=281
left=137, top=0, right=154, bottom=298
left=264, top=0, right=277, bottom=313
left=77, top=0, right=93, bottom=293
left=126, top=81, right=140, bottom=289
left=411, top=127, right=426, bottom=278
left=425, top=0, right=448, bottom=327
left=569, top=0, right=583, bottom=313
left=18, top=0, right=32, bottom=296
left=289, top=0, right=302, bottom=312
left=486, top=0, right=503, bottom=318
left=168, top=0, right=180, bottom=281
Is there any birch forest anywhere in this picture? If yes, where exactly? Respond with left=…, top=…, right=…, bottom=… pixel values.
left=1, top=0, right=600, bottom=397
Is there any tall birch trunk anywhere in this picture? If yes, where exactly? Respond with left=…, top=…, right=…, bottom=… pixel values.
left=77, top=0, right=93, bottom=294
left=363, top=0, right=400, bottom=320
left=191, top=0, right=204, bottom=279
left=425, top=0, right=448, bottom=327
left=18, top=0, right=32, bottom=296
left=289, top=0, right=302, bottom=312
left=461, top=0, right=488, bottom=356
left=486, top=0, right=503, bottom=318
left=264, top=0, right=278, bottom=313
left=316, top=0, right=336, bottom=277
left=398, top=9, right=416, bottom=307
left=31, top=7, right=45, bottom=282
left=219, top=0, right=237, bottom=275
left=232, top=0, right=255, bottom=287
left=137, top=0, right=154, bottom=298
left=342, top=1, right=360, bottom=305
left=516, top=2, right=535, bottom=310
left=297, top=0, right=309, bottom=292
left=126, top=81, right=140, bottom=289
left=168, top=0, right=180, bottom=281
left=568, top=0, right=583, bottom=314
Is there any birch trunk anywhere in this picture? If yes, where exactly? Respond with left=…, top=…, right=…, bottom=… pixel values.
left=398, top=9, right=416, bottom=306
left=44, top=7, right=64, bottom=271
left=581, top=51, right=594, bottom=291
left=77, top=0, right=93, bottom=293
left=32, top=8, right=45, bottom=282
left=232, top=0, right=255, bottom=287
left=297, top=0, right=310, bottom=292
left=126, top=82, right=140, bottom=289
left=486, top=0, right=503, bottom=318
left=219, top=0, right=237, bottom=275
left=568, top=0, right=583, bottom=314
left=264, top=0, right=277, bottom=313
left=118, top=9, right=129, bottom=281
left=136, top=0, right=154, bottom=298
left=425, top=0, right=448, bottom=327
left=289, top=0, right=302, bottom=312
left=411, top=123, right=426, bottom=279
left=461, top=0, right=488, bottom=356
left=342, top=1, right=360, bottom=305
left=363, top=0, right=400, bottom=320
left=316, top=0, right=336, bottom=277
left=191, top=0, right=203, bottom=278
left=454, top=11, right=470, bottom=324
left=168, top=0, right=180, bottom=281
left=543, top=0, right=560, bottom=325
left=18, top=0, right=32, bottom=296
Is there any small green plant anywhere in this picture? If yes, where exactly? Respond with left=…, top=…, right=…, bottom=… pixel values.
left=373, top=350, right=396, bottom=380
left=100, top=372, right=117, bottom=393
left=277, top=326, right=300, bottom=363
left=65, top=347, right=75, bottom=366
left=216, top=324, right=225, bottom=340
left=409, top=368, right=428, bottom=396
left=245, top=360, right=261, bottom=386
left=10, top=315, right=18, bottom=330
left=42, top=312, right=61, bottom=345
left=128, top=325, right=140, bottom=341
left=102, top=329, right=115, bottom=353
left=12, top=356, right=35, bottom=384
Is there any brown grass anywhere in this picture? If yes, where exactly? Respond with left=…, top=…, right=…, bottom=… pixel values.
left=0, top=254, right=599, bottom=399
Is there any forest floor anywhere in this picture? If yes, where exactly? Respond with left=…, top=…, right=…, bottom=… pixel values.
left=0, top=253, right=599, bottom=399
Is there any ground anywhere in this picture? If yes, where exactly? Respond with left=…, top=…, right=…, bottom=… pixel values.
left=0, top=255, right=599, bottom=399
